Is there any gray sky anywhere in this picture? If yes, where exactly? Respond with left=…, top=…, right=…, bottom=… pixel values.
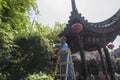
left=35, top=0, right=120, bottom=49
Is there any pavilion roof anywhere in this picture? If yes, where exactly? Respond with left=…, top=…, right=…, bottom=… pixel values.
left=59, top=0, right=120, bottom=51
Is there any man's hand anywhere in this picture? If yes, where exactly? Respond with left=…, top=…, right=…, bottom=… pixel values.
left=52, top=44, right=56, bottom=48
left=57, top=50, right=66, bottom=55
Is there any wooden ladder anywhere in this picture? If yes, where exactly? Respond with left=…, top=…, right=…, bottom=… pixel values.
left=53, top=49, right=76, bottom=80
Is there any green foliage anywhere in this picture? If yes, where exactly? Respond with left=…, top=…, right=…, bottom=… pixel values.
left=116, top=58, right=120, bottom=69
left=0, top=73, right=7, bottom=80
left=23, top=72, right=53, bottom=80
left=0, top=0, right=66, bottom=80
left=0, top=0, right=38, bottom=32
left=15, top=31, right=54, bottom=74
left=0, top=29, right=24, bottom=80
left=0, top=0, right=40, bottom=80
left=116, top=58, right=120, bottom=62
left=116, top=58, right=120, bottom=64
left=49, top=22, right=66, bottom=43
left=0, top=26, right=55, bottom=80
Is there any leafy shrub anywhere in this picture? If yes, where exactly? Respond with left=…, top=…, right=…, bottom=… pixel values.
left=15, top=31, right=54, bottom=74
left=116, top=58, right=120, bottom=64
left=23, top=72, right=53, bottom=80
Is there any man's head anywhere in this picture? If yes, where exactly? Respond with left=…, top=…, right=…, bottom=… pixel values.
left=90, top=74, right=95, bottom=80
left=60, top=36, right=67, bottom=44
left=98, top=71, right=106, bottom=80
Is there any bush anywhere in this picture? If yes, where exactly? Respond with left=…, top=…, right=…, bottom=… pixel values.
left=15, top=31, right=54, bottom=74
left=23, top=72, right=53, bottom=80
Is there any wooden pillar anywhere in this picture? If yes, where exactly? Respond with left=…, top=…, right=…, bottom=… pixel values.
left=97, top=47, right=108, bottom=78
left=103, top=47, right=115, bottom=80
left=77, top=34, right=87, bottom=80
left=79, top=48, right=87, bottom=80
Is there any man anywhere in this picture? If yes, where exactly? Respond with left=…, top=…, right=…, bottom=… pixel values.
left=98, top=71, right=108, bottom=80
left=53, top=36, right=73, bottom=80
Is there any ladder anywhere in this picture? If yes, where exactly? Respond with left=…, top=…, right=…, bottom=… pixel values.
left=53, top=49, right=76, bottom=80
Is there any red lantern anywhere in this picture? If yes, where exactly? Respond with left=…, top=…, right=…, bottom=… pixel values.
left=118, top=31, right=120, bottom=36
left=71, top=23, right=83, bottom=33
left=107, top=44, right=114, bottom=49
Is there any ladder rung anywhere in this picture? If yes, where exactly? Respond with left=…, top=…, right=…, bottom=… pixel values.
left=55, top=74, right=69, bottom=76
left=56, top=62, right=73, bottom=65
left=54, top=74, right=77, bottom=77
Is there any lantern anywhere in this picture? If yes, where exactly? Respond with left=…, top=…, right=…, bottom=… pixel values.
left=107, top=44, right=114, bottom=49
left=71, top=23, right=83, bottom=33
left=118, top=31, right=120, bottom=36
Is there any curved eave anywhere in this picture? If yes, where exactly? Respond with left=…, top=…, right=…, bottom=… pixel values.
left=86, top=9, right=120, bottom=33
left=60, top=9, right=120, bottom=37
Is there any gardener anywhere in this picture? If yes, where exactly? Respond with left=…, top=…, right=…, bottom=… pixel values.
left=53, top=36, right=73, bottom=80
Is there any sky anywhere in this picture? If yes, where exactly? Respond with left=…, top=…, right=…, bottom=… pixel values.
left=35, top=0, right=120, bottom=50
